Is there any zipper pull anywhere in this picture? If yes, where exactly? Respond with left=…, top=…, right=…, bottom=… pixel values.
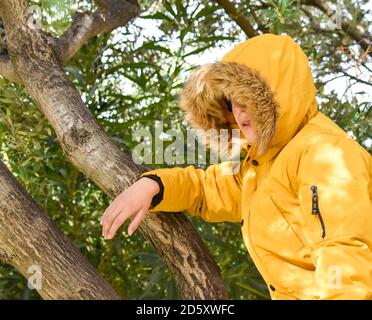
left=310, top=185, right=326, bottom=239
left=311, top=185, right=320, bottom=215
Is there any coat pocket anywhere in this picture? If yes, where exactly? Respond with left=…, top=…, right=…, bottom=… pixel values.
left=299, top=178, right=368, bottom=246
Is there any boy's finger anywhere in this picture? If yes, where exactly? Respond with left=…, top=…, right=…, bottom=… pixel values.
left=128, top=209, right=147, bottom=236
left=106, top=209, right=134, bottom=240
left=101, top=192, right=124, bottom=223
left=102, top=208, right=122, bottom=238
left=101, top=201, right=117, bottom=225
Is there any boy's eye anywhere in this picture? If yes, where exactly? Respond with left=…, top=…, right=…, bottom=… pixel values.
left=223, top=97, right=232, bottom=112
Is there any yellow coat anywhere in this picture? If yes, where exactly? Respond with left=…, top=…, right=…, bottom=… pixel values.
left=141, top=34, right=372, bottom=299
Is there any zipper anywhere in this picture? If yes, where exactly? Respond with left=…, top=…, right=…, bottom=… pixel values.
left=311, top=185, right=326, bottom=239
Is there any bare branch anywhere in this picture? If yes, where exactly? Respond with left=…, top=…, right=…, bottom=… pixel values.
left=250, top=6, right=269, bottom=34
left=336, top=69, right=372, bottom=87
left=214, top=0, right=258, bottom=38
left=57, top=0, right=140, bottom=62
left=361, top=61, right=372, bottom=73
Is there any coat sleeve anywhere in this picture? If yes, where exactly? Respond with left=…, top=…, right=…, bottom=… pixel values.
left=297, top=135, right=372, bottom=299
left=140, top=162, right=243, bottom=222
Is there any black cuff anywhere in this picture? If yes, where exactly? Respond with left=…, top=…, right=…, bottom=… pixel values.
left=140, top=174, right=164, bottom=209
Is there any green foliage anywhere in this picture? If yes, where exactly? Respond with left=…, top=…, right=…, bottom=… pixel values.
left=262, top=0, right=300, bottom=33
left=0, top=0, right=370, bottom=300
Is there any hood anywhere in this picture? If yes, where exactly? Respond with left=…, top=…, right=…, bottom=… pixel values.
left=180, top=34, right=319, bottom=163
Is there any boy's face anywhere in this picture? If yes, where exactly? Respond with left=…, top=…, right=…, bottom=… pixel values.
left=231, top=100, right=258, bottom=144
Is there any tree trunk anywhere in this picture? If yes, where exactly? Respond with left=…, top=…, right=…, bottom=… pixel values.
left=0, top=0, right=228, bottom=299
left=0, top=161, right=120, bottom=299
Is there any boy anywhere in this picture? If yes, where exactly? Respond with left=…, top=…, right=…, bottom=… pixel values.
left=101, top=34, right=372, bottom=299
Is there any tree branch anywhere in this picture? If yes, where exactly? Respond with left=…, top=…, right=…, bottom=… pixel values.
left=336, top=69, right=372, bottom=87
left=250, top=6, right=269, bottom=34
left=57, top=0, right=140, bottom=62
left=0, top=0, right=140, bottom=82
left=301, top=0, right=372, bottom=56
left=0, top=53, right=21, bottom=83
left=0, top=160, right=120, bottom=299
left=214, top=0, right=258, bottom=38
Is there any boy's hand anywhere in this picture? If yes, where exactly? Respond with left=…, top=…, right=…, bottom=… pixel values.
left=100, top=177, right=160, bottom=239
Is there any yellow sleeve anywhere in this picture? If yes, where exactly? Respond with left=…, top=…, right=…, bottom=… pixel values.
left=140, top=162, right=242, bottom=222
left=298, top=135, right=372, bottom=299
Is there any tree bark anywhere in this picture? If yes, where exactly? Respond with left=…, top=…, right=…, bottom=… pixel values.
left=0, top=161, right=120, bottom=299
left=0, top=0, right=228, bottom=299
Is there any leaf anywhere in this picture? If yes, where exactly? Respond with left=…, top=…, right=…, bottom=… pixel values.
left=140, top=42, right=172, bottom=56
left=0, top=96, right=16, bottom=104
left=175, top=0, right=187, bottom=19
left=192, top=5, right=220, bottom=21
left=182, top=44, right=214, bottom=58
left=64, top=66, right=85, bottom=85
left=194, top=36, right=236, bottom=43
left=163, top=0, right=177, bottom=19
left=19, top=157, right=32, bottom=167
left=140, top=12, right=174, bottom=23
left=178, top=26, right=190, bottom=43
left=104, top=62, right=158, bottom=76
left=235, top=281, right=269, bottom=299
left=86, top=85, right=98, bottom=102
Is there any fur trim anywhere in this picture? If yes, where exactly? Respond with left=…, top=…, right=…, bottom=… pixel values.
left=179, top=62, right=279, bottom=157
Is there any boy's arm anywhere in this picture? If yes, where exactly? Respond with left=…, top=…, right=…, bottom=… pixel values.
left=140, top=162, right=242, bottom=222
left=298, top=136, right=372, bottom=299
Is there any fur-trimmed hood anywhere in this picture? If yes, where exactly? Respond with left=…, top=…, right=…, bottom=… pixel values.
left=180, top=34, right=319, bottom=161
